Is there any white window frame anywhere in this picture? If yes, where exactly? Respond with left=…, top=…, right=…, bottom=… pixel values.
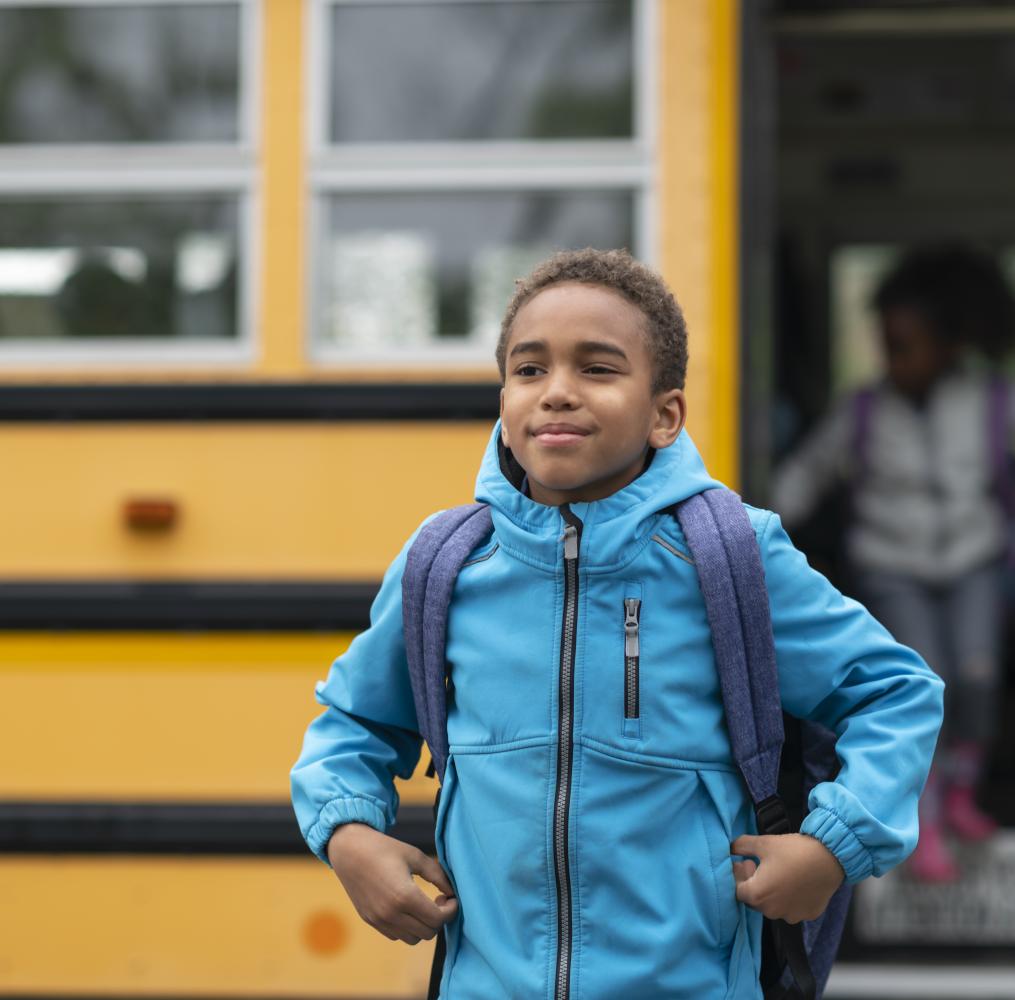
left=0, top=0, right=259, bottom=368
left=307, top=0, right=658, bottom=368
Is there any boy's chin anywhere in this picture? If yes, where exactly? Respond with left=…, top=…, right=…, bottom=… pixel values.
left=526, top=467, right=589, bottom=493
left=523, top=473, right=600, bottom=503
left=527, top=473, right=602, bottom=500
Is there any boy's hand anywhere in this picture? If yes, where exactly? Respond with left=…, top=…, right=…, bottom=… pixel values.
left=327, top=822, right=459, bottom=945
left=730, top=833, right=845, bottom=924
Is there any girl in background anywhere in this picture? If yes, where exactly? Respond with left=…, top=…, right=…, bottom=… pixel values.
left=772, top=245, right=1015, bottom=882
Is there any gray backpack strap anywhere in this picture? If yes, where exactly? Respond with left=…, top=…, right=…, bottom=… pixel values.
left=675, top=488, right=785, bottom=818
left=402, top=503, right=493, bottom=784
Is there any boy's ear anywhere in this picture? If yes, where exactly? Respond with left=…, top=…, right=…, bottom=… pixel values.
left=499, top=389, right=510, bottom=447
left=648, top=389, right=686, bottom=450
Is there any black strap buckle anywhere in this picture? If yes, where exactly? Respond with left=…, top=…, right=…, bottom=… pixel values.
left=756, top=794, right=792, bottom=836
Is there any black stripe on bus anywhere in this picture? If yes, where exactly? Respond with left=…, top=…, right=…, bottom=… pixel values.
left=0, top=581, right=377, bottom=630
left=0, top=382, right=500, bottom=422
left=0, top=801, right=435, bottom=856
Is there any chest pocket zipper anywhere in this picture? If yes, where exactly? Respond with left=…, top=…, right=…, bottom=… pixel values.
left=623, top=597, right=642, bottom=737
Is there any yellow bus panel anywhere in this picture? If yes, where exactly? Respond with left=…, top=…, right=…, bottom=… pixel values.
left=0, top=856, right=435, bottom=997
left=0, top=633, right=434, bottom=805
left=0, top=423, right=491, bottom=579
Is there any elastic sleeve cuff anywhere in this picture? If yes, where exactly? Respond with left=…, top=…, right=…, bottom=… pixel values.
left=306, top=796, right=389, bottom=864
left=800, top=806, right=876, bottom=883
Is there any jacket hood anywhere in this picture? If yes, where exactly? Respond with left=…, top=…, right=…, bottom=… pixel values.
left=474, top=420, right=723, bottom=573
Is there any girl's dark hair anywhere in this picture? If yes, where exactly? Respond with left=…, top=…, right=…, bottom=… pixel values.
left=497, top=248, right=688, bottom=393
left=873, top=245, right=1015, bottom=361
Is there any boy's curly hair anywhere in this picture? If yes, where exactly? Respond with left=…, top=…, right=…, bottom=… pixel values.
left=496, top=248, right=688, bottom=393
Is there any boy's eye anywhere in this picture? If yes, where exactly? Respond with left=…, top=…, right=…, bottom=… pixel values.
left=515, top=364, right=543, bottom=377
left=585, top=364, right=618, bottom=375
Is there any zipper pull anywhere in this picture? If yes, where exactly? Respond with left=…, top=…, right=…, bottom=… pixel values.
left=563, top=524, right=579, bottom=561
left=624, top=598, right=641, bottom=657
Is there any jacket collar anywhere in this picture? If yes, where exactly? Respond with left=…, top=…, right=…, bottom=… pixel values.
left=474, top=420, right=722, bottom=573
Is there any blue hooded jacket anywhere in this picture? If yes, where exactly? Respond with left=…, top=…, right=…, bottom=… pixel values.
left=291, top=424, right=943, bottom=1000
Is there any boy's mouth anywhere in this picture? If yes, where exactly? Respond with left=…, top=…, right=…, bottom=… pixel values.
left=532, top=423, right=592, bottom=447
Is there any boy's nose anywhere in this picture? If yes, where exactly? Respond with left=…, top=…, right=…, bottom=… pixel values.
left=540, top=373, right=580, bottom=408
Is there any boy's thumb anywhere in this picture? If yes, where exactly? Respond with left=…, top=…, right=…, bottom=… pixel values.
left=412, top=851, right=456, bottom=898
left=731, top=834, right=763, bottom=860
left=434, top=893, right=459, bottom=912
left=733, top=859, right=757, bottom=884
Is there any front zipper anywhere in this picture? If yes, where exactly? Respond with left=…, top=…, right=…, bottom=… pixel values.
left=623, top=598, right=641, bottom=719
left=553, top=505, right=582, bottom=1000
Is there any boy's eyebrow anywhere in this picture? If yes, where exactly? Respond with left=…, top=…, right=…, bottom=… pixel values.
left=508, top=339, right=547, bottom=358
left=576, top=340, right=629, bottom=360
left=508, top=339, right=629, bottom=360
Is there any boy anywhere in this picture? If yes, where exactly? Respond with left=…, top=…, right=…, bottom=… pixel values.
left=291, top=249, right=943, bottom=999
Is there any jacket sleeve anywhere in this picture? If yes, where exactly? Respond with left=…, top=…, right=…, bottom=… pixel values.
left=770, top=402, right=852, bottom=531
left=290, top=524, right=427, bottom=863
left=759, top=511, right=944, bottom=883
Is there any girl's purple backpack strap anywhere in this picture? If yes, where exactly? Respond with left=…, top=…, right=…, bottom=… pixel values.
left=675, top=488, right=785, bottom=816
left=850, top=387, right=877, bottom=486
left=988, top=376, right=1015, bottom=517
left=402, top=503, right=493, bottom=784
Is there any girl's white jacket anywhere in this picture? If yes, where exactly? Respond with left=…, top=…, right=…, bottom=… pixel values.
left=772, top=369, right=1011, bottom=582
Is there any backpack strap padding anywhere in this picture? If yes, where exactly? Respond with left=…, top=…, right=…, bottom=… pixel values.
left=678, top=489, right=828, bottom=1000
left=675, top=488, right=784, bottom=805
left=402, top=503, right=494, bottom=784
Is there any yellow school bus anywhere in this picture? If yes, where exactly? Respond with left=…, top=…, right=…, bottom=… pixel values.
left=0, top=0, right=741, bottom=996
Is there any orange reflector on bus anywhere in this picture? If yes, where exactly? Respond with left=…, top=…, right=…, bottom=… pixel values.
left=302, top=909, right=349, bottom=956
left=124, top=497, right=179, bottom=530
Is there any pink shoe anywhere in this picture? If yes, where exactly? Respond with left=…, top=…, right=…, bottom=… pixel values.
left=944, top=785, right=998, bottom=842
left=908, top=824, right=959, bottom=883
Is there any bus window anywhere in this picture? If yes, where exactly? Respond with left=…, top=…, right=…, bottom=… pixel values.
left=0, top=194, right=240, bottom=347
left=308, top=0, right=651, bottom=368
left=0, top=3, right=241, bottom=144
left=325, top=0, right=634, bottom=143
left=0, top=1, right=253, bottom=367
left=315, top=188, right=635, bottom=363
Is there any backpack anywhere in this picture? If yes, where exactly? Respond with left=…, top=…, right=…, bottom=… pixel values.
left=402, top=488, right=852, bottom=1000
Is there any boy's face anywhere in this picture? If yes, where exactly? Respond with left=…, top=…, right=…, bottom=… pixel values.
left=499, top=282, right=686, bottom=507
